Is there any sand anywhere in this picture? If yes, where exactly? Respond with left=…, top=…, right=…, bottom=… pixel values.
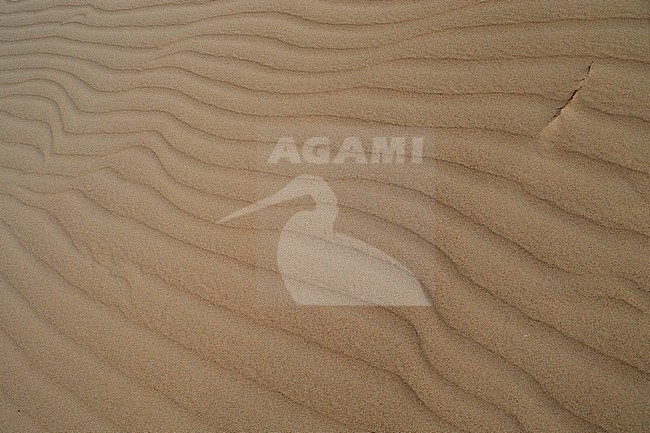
left=0, top=1, right=649, bottom=432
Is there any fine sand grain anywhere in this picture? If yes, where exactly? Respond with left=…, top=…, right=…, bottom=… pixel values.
left=0, top=1, right=649, bottom=432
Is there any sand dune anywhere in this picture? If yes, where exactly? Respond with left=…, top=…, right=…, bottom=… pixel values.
left=0, top=1, right=648, bottom=432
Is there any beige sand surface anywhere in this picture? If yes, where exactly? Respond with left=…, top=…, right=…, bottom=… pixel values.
left=0, top=1, right=649, bottom=432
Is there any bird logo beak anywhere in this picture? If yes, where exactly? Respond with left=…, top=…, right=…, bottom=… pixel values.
left=219, top=175, right=323, bottom=224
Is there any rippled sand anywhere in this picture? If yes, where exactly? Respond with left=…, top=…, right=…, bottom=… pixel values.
left=0, top=1, right=648, bottom=432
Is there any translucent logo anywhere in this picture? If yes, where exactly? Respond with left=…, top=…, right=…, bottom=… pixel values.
left=220, top=175, right=430, bottom=306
